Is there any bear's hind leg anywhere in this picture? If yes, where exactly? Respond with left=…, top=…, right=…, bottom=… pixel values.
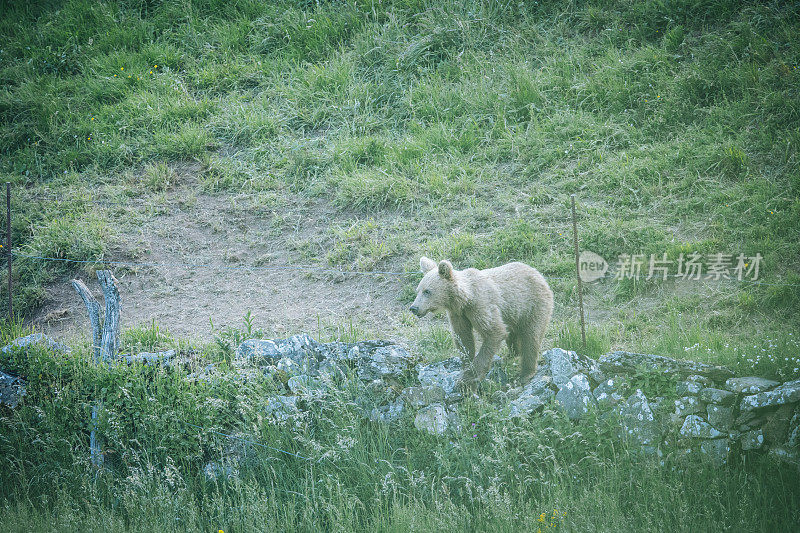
left=519, top=328, right=544, bottom=384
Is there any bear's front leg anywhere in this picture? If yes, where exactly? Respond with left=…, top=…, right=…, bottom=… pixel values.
left=448, top=313, right=475, bottom=362
left=457, top=335, right=504, bottom=393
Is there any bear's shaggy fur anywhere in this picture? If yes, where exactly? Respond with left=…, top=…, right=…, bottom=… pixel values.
left=410, top=257, right=554, bottom=391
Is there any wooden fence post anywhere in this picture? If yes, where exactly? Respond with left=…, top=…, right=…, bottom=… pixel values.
left=72, top=269, right=121, bottom=467
left=570, top=194, right=587, bottom=350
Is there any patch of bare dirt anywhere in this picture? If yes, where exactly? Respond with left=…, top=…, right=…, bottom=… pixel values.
left=29, top=175, right=410, bottom=344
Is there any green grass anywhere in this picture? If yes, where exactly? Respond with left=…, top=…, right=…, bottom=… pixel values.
left=1, top=0, right=800, bottom=529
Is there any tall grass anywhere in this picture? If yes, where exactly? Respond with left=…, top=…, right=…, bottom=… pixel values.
left=1, top=323, right=798, bottom=531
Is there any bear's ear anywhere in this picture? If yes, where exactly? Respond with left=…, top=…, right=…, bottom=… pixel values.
left=420, top=256, right=436, bottom=273
left=438, top=260, right=453, bottom=280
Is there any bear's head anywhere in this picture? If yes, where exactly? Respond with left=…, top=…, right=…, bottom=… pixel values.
left=410, top=256, right=456, bottom=317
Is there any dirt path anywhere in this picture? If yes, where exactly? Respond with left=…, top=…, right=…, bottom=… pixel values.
left=29, top=180, right=411, bottom=345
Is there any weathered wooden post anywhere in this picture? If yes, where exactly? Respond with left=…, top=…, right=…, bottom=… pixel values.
left=570, top=194, right=587, bottom=350
left=71, top=280, right=101, bottom=362
left=97, top=270, right=120, bottom=361
left=72, top=270, right=121, bottom=467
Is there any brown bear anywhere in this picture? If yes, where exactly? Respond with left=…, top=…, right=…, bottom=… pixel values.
left=410, top=257, right=554, bottom=391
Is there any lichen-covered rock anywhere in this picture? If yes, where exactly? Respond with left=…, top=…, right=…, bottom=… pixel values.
left=264, top=395, right=301, bottom=422
left=762, top=403, right=795, bottom=445
left=598, top=351, right=733, bottom=382
left=507, top=377, right=556, bottom=418
left=680, top=415, right=724, bottom=439
left=698, top=387, right=736, bottom=406
left=789, top=412, right=800, bottom=448
left=1, top=333, right=70, bottom=354
left=673, top=396, right=705, bottom=418
left=369, top=399, right=405, bottom=423
left=707, top=404, right=735, bottom=431
left=741, top=429, right=765, bottom=450
left=485, top=355, right=509, bottom=386
left=357, top=345, right=414, bottom=382
left=122, top=349, right=175, bottom=366
left=276, top=356, right=305, bottom=375
left=617, top=390, right=661, bottom=453
left=543, top=348, right=604, bottom=387
left=417, top=357, right=462, bottom=395
left=740, top=380, right=800, bottom=412
left=416, top=356, right=505, bottom=402
left=414, top=404, right=458, bottom=435
left=593, top=377, right=628, bottom=408
left=317, top=358, right=347, bottom=381
left=401, top=385, right=446, bottom=408
left=699, top=438, right=730, bottom=466
left=236, top=339, right=279, bottom=363
left=186, top=363, right=218, bottom=383
left=287, top=375, right=326, bottom=395
left=768, top=446, right=800, bottom=469
left=724, top=376, right=779, bottom=394
left=675, top=375, right=711, bottom=396
left=237, top=334, right=317, bottom=365
left=0, top=370, right=25, bottom=408
left=555, top=373, right=594, bottom=420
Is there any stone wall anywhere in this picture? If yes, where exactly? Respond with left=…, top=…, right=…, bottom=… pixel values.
left=2, top=333, right=798, bottom=474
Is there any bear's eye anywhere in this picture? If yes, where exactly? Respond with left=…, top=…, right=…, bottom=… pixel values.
left=422, top=289, right=431, bottom=296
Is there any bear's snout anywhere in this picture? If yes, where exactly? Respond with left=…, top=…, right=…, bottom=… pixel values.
left=409, top=305, right=420, bottom=316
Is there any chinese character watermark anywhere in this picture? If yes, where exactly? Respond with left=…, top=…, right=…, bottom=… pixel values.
left=578, top=251, right=763, bottom=283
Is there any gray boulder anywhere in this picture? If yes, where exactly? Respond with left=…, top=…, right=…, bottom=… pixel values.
left=1, top=333, right=69, bottom=354
left=680, top=415, right=724, bottom=439
left=741, top=429, right=765, bottom=451
left=768, top=447, right=800, bottom=469
left=598, top=351, right=733, bottom=382
left=418, top=357, right=462, bottom=395
left=485, top=355, right=509, bottom=386
left=673, top=396, right=704, bottom=418
left=369, top=399, right=405, bottom=423
left=593, top=378, right=628, bottom=408
left=543, top=348, right=605, bottom=386
left=236, top=334, right=318, bottom=365
left=0, top=370, right=25, bottom=408
left=698, top=387, right=736, bottom=406
left=706, top=404, right=735, bottom=431
left=699, top=438, right=730, bottom=466
left=401, top=385, right=446, bottom=408
left=264, top=395, right=301, bottom=422
left=676, top=375, right=711, bottom=396
left=357, top=345, right=413, bottom=382
left=317, top=358, right=347, bottom=381
left=414, top=404, right=459, bottom=435
left=555, top=373, right=595, bottom=420
left=287, top=375, right=325, bottom=395
left=617, top=390, right=661, bottom=453
left=725, top=376, right=779, bottom=394
left=507, top=377, right=556, bottom=418
left=789, top=412, right=799, bottom=448
left=122, top=349, right=175, bottom=366
left=740, top=380, right=800, bottom=412
left=416, top=356, right=506, bottom=402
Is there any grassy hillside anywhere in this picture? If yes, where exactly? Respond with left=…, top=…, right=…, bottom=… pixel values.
left=1, top=1, right=799, bottom=530
left=2, top=0, right=799, bottom=373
